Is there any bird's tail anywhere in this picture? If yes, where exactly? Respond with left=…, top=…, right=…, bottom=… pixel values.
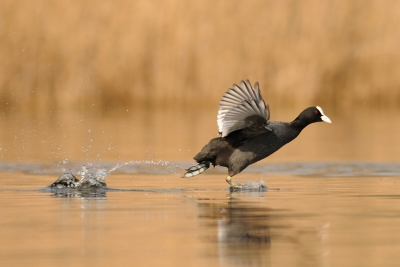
left=182, top=161, right=210, bottom=178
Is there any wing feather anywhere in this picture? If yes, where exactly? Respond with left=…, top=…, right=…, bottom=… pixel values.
left=217, top=80, right=270, bottom=137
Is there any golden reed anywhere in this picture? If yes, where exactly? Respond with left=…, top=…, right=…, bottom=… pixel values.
left=1, top=0, right=399, bottom=113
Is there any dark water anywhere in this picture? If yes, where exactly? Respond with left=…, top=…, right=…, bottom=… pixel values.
left=1, top=107, right=400, bottom=266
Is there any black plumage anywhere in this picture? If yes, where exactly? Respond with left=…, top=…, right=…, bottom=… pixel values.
left=182, top=80, right=331, bottom=188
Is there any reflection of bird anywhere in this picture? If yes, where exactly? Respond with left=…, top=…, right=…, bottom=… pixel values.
left=183, top=80, right=331, bottom=188
left=198, top=199, right=273, bottom=266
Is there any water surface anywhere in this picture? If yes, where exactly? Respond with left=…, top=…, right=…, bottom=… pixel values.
left=1, top=107, right=400, bottom=266
left=1, top=161, right=400, bottom=267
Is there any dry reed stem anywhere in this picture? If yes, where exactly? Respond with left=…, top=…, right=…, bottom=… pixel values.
left=1, top=0, right=399, bottom=114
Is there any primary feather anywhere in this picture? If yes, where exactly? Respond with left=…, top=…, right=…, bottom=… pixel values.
left=217, top=80, right=270, bottom=137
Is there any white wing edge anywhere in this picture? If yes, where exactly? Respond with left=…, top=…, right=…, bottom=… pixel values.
left=217, top=80, right=270, bottom=135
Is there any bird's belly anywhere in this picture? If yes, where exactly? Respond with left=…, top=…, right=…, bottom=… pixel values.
left=228, top=133, right=293, bottom=175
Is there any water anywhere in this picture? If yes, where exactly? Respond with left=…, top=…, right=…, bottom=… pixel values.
left=1, top=161, right=400, bottom=266
left=1, top=107, right=400, bottom=266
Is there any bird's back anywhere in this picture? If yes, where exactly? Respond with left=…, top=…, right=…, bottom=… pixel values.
left=227, top=121, right=301, bottom=175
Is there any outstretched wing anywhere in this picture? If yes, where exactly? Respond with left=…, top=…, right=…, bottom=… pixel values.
left=217, top=80, right=270, bottom=137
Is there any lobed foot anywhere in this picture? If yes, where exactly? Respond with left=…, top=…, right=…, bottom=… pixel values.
left=226, top=176, right=242, bottom=189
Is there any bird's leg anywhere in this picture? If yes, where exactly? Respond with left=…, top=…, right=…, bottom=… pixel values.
left=226, top=176, right=241, bottom=189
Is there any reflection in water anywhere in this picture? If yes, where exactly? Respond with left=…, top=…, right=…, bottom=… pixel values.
left=198, top=195, right=326, bottom=267
left=199, top=197, right=273, bottom=266
left=217, top=205, right=271, bottom=266
left=49, top=188, right=107, bottom=199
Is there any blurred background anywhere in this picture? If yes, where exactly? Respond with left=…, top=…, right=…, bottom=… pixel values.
left=0, top=0, right=399, bottom=164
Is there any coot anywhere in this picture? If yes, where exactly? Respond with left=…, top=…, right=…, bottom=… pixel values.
left=182, top=80, right=331, bottom=188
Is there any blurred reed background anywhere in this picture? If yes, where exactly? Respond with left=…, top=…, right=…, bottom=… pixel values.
left=1, top=0, right=399, bottom=115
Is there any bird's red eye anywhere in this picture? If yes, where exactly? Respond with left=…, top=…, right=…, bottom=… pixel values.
left=314, top=110, right=319, bottom=114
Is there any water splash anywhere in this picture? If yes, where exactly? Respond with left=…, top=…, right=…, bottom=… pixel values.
left=75, top=165, right=107, bottom=188
left=234, top=180, right=267, bottom=191
left=48, top=159, right=184, bottom=189
left=107, top=159, right=183, bottom=176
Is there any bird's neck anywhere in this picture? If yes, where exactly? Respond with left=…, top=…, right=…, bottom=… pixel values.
left=290, top=117, right=311, bottom=130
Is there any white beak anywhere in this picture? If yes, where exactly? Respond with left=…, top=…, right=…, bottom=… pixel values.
left=321, top=115, right=331, bottom=123
left=316, top=106, right=332, bottom=123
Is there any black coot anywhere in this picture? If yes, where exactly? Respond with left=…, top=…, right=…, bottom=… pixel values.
left=182, top=80, right=331, bottom=188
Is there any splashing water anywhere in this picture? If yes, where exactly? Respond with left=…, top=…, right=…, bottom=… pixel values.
left=50, top=159, right=184, bottom=189
left=234, top=180, right=267, bottom=191
left=107, top=159, right=183, bottom=176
